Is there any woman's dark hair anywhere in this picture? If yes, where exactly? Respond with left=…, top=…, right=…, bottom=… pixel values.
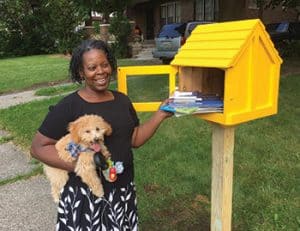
left=69, top=39, right=117, bottom=83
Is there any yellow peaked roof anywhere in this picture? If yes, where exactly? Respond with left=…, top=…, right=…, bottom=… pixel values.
left=171, top=19, right=282, bottom=68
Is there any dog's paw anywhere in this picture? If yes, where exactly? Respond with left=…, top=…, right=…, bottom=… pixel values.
left=103, top=151, right=111, bottom=159
left=92, top=187, right=104, bottom=198
left=53, top=196, right=60, bottom=203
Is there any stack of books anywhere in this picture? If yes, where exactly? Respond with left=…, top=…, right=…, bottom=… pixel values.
left=160, top=91, right=223, bottom=116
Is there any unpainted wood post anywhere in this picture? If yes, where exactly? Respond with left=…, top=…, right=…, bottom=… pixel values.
left=211, top=123, right=235, bottom=231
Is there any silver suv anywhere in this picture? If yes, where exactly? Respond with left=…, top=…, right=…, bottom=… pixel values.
left=153, top=21, right=213, bottom=64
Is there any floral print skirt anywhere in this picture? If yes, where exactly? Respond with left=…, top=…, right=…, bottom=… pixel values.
left=56, top=173, right=138, bottom=231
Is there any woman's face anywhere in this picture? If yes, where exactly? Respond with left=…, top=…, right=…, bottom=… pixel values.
left=80, top=49, right=112, bottom=92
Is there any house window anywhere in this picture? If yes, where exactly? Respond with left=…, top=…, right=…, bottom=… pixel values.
left=160, top=1, right=181, bottom=25
left=195, top=0, right=217, bottom=21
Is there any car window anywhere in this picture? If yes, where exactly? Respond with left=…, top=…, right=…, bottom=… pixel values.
left=185, top=21, right=213, bottom=37
left=187, top=23, right=198, bottom=34
left=266, top=23, right=280, bottom=31
left=158, top=24, right=183, bottom=38
left=276, top=22, right=289, bottom=32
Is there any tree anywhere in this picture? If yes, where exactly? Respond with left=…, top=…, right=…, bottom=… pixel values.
left=43, top=0, right=87, bottom=54
left=107, top=1, right=132, bottom=58
left=74, top=0, right=132, bottom=58
left=0, top=0, right=86, bottom=56
left=0, top=0, right=42, bottom=55
left=75, top=0, right=111, bottom=24
left=109, top=14, right=131, bottom=58
left=265, top=0, right=299, bottom=9
left=256, top=0, right=300, bottom=19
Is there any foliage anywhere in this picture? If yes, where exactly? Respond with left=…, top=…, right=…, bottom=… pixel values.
left=109, top=15, right=131, bottom=58
left=0, top=0, right=86, bottom=57
left=74, top=0, right=132, bottom=58
left=75, top=0, right=131, bottom=23
left=256, top=0, right=300, bottom=13
left=265, top=0, right=299, bottom=9
left=0, top=22, right=9, bottom=57
left=0, top=0, right=133, bottom=57
left=45, top=0, right=87, bottom=54
left=93, top=21, right=101, bottom=34
left=276, top=40, right=300, bottom=57
left=106, top=1, right=132, bottom=58
left=0, top=1, right=45, bottom=56
left=255, top=0, right=299, bottom=19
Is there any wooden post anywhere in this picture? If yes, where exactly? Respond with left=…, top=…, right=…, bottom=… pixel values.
left=211, top=123, right=235, bottom=231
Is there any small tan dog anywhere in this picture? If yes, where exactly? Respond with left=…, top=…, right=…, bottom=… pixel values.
left=44, top=114, right=112, bottom=202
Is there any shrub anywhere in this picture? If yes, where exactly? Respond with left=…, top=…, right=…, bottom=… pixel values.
left=109, top=14, right=131, bottom=58
left=0, top=0, right=85, bottom=57
left=277, top=40, right=300, bottom=57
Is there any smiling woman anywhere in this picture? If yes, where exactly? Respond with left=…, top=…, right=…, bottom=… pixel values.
left=79, top=49, right=113, bottom=100
left=30, top=39, right=172, bottom=230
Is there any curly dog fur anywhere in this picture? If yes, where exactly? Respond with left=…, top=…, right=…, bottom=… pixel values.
left=44, top=114, right=112, bottom=202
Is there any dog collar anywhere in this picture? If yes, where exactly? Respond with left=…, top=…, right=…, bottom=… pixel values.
left=65, top=141, right=91, bottom=158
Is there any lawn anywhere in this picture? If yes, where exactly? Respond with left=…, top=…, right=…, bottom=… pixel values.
left=0, top=55, right=69, bottom=94
left=0, top=54, right=161, bottom=95
left=0, top=55, right=299, bottom=230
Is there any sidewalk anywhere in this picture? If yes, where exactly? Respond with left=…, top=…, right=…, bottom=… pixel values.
left=0, top=90, right=51, bottom=109
left=0, top=91, right=58, bottom=230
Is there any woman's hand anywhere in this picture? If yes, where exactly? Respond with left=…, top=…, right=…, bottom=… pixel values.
left=157, top=98, right=174, bottom=119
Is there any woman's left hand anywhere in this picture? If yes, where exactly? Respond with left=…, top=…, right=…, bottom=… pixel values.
left=157, top=98, right=174, bottom=119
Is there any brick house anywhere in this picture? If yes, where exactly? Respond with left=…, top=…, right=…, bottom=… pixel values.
left=126, top=0, right=298, bottom=40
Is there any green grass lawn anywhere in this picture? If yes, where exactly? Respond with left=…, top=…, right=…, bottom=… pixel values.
left=0, top=55, right=70, bottom=94
left=0, top=72, right=299, bottom=230
left=34, top=74, right=169, bottom=100
left=0, top=55, right=161, bottom=95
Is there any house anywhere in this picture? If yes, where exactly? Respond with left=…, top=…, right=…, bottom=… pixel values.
left=126, top=0, right=298, bottom=40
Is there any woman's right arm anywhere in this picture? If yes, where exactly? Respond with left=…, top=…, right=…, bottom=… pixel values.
left=30, top=131, right=75, bottom=172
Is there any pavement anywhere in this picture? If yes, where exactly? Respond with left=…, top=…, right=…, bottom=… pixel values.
left=0, top=50, right=158, bottom=230
left=0, top=90, right=51, bottom=110
left=0, top=92, right=57, bottom=230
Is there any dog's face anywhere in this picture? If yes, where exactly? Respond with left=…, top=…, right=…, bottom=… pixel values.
left=68, top=115, right=112, bottom=147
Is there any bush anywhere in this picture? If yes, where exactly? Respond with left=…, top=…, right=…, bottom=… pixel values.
left=276, top=40, right=300, bottom=58
left=109, top=15, right=131, bottom=58
left=0, top=0, right=86, bottom=57
left=0, top=27, right=9, bottom=58
left=55, top=29, right=85, bottom=55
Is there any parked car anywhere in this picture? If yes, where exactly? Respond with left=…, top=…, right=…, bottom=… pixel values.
left=152, top=23, right=184, bottom=64
left=266, top=22, right=300, bottom=43
left=152, top=21, right=213, bottom=64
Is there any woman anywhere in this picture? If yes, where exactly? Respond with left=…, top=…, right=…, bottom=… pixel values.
left=31, top=39, right=172, bottom=230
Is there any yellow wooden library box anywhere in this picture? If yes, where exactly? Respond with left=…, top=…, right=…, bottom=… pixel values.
left=118, top=19, right=282, bottom=125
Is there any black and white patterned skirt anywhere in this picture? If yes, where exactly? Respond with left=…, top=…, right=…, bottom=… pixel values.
left=55, top=173, right=138, bottom=231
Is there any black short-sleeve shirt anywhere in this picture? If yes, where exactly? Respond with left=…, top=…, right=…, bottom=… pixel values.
left=39, top=90, right=139, bottom=185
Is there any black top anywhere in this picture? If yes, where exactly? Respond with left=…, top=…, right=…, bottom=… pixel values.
left=39, top=90, right=139, bottom=186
